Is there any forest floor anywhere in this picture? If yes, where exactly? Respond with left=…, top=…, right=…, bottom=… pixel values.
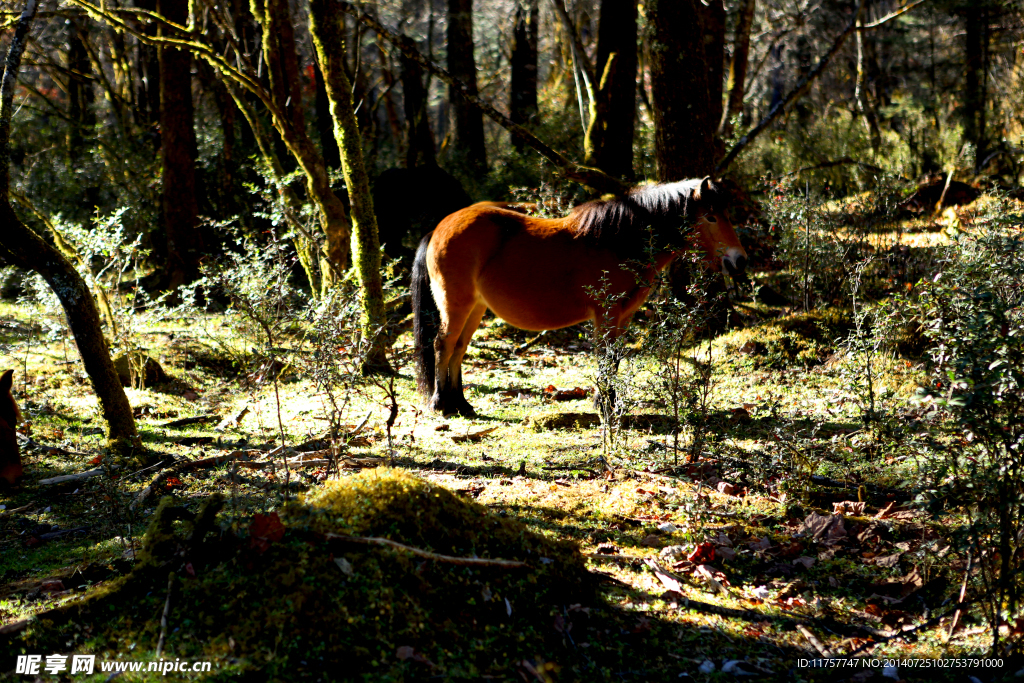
left=0, top=204, right=1017, bottom=681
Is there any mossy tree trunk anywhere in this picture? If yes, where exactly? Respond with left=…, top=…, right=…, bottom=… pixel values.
left=647, top=0, right=715, bottom=180
left=309, top=0, right=392, bottom=375
left=584, top=0, right=638, bottom=180
left=719, top=0, right=756, bottom=139
left=0, top=0, right=143, bottom=461
left=253, top=0, right=333, bottom=296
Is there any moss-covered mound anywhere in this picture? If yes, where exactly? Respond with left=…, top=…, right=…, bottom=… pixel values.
left=724, top=308, right=854, bottom=368
left=4, top=470, right=592, bottom=681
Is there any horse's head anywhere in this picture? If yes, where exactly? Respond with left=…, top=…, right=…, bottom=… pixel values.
left=689, top=177, right=747, bottom=279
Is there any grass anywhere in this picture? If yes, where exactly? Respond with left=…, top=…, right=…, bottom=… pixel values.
left=0, top=209, right=1015, bottom=680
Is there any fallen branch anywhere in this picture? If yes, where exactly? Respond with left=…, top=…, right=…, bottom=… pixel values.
left=452, top=426, right=500, bottom=443
left=162, top=414, right=218, bottom=428
left=585, top=553, right=647, bottom=563
left=133, top=451, right=252, bottom=508
left=326, top=533, right=529, bottom=568
left=38, top=468, right=104, bottom=485
left=859, top=0, right=928, bottom=30
left=514, top=330, right=548, bottom=355
left=797, top=623, right=834, bottom=658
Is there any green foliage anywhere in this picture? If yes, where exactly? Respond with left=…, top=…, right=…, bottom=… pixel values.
left=906, top=202, right=1024, bottom=652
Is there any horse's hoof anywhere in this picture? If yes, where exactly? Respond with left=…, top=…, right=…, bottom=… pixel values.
left=427, top=395, right=447, bottom=414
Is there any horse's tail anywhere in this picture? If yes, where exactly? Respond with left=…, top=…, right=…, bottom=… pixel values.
left=412, top=232, right=438, bottom=398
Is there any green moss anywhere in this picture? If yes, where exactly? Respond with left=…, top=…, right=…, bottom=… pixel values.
left=3, top=470, right=591, bottom=681
left=724, top=308, right=854, bottom=368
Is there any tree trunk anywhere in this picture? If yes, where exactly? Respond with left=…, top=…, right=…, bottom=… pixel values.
left=313, top=56, right=341, bottom=169
left=854, top=16, right=882, bottom=156
left=0, top=0, right=142, bottom=462
left=257, top=0, right=306, bottom=136
left=962, top=3, right=986, bottom=169
left=255, top=0, right=340, bottom=294
left=508, top=0, right=538, bottom=152
left=226, top=83, right=324, bottom=297
left=584, top=0, right=637, bottom=180
left=719, top=0, right=755, bottom=138
left=402, top=48, right=437, bottom=167
left=158, top=0, right=202, bottom=289
left=446, top=0, right=487, bottom=172
left=647, top=0, right=714, bottom=180
left=701, top=0, right=726, bottom=142
left=309, top=0, right=392, bottom=375
left=67, top=18, right=95, bottom=162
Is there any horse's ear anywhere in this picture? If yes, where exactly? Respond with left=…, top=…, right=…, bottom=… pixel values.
left=697, top=176, right=713, bottom=200
left=0, top=370, right=11, bottom=394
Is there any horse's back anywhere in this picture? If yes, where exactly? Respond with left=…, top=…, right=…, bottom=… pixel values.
left=428, top=207, right=608, bottom=330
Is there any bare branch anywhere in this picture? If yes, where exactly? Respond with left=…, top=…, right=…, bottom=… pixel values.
left=326, top=533, right=530, bottom=568
left=860, top=0, right=928, bottom=30
left=339, top=1, right=627, bottom=194
left=717, top=0, right=867, bottom=175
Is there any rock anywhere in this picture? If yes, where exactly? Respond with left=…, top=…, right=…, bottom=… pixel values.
left=113, top=352, right=167, bottom=388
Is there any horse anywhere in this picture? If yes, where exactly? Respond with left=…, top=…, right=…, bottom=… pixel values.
left=412, top=177, right=747, bottom=417
left=0, top=369, right=23, bottom=486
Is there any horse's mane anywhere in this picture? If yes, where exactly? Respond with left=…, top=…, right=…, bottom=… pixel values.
left=568, top=179, right=726, bottom=250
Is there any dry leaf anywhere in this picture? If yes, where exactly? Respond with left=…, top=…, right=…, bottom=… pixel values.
left=792, top=556, right=816, bottom=570
left=645, top=559, right=685, bottom=593
left=799, top=512, right=847, bottom=545
left=873, top=553, right=902, bottom=569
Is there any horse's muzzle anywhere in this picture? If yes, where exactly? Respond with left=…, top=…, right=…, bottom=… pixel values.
left=722, top=248, right=747, bottom=277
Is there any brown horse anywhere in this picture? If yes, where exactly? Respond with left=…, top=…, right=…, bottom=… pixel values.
left=412, top=177, right=747, bottom=417
left=0, top=369, right=23, bottom=486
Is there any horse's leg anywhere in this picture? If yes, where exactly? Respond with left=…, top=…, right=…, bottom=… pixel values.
left=430, top=301, right=478, bottom=416
left=446, top=303, right=488, bottom=417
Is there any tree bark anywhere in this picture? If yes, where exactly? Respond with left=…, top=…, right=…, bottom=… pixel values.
left=854, top=16, right=882, bottom=156
left=719, top=0, right=755, bottom=138
left=257, top=0, right=327, bottom=292
left=402, top=45, right=437, bottom=167
left=309, top=0, right=392, bottom=375
left=647, top=0, right=714, bottom=181
left=508, top=0, right=539, bottom=152
left=584, top=0, right=637, bottom=180
left=962, top=3, right=986, bottom=168
left=446, top=0, right=487, bottom=172
left=700, top=0, right=726, bottom=142
left=158, top=0, right=202, bottom=289
left=0, top=0, right=142, bottom=461
left=313, top=56, right=341, bottom=169
left=66, top=17, right=95, bottom=162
